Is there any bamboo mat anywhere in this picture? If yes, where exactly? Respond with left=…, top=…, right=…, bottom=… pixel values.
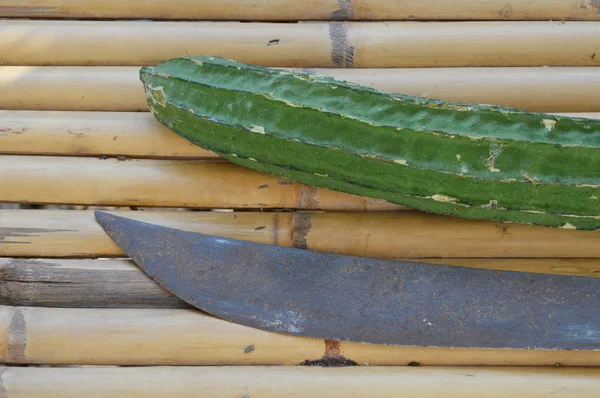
left=1, top=1, right=600, bottom=396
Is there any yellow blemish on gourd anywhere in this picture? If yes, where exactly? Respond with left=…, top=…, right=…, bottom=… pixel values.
left=145, top=85, right=167, bottom=107
left=454, top=106, right=474, bottom=111
left=190, top=59, right=204, bottom=65
left=249, top=125, right=266, bottom=134
left=522, top=172, right=541, bottom=185
left=456, top=154, right=461, bottom=160
left=430, top=194, right=458, bottom=203
left=481, top=200, right=499, bottom=209
left=560, top=223, right=577, bottom=230
left=229, top=153, right=238, bottom=157
left=541, top=119, right=557, bottom=131
left=393, top=159, right=408, bottom=165
left=248, top=158, right=257, bottom=162
left=591, top=196, right=598, bottom=200
left=314, top=173, right=329, bottom=177
left=577, top=184, right=600, bottom=188
left=486, top=142, right=504, bottom=173
left=466, top=135, right=485, bottom=141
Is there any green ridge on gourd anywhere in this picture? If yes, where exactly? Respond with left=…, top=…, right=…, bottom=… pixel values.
left=140, top=56, right=600, bottom=230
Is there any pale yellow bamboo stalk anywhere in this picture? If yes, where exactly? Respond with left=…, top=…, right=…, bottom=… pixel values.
left=1, top=210, right=599, bottom=259
left=2, top=306, right=600, bottom=366
left=3, top=20, right=600, bottom=67
left=0, top=67, right=145, bottom=111
left=0, top=155, right=401, bottom=211
left=3, top=111, right=599, bottom=157
left=2, top=258, right=599, bottom=309
left=3, top=0, right=600, bottom=20
left=3, top=66, right=600, bottom=113
left=4, top=365, right=600, bottom=397
left=0, top=111, right=219, bottom=158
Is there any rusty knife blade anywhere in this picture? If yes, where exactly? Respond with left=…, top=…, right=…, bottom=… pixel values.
left=95, top=211, right=600, bottom=350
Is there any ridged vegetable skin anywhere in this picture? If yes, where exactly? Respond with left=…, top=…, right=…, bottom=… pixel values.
left=140, top=56, right=600, bottom=230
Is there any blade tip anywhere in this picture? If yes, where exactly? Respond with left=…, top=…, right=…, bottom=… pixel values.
left=93, top=210, right=121, bottom=231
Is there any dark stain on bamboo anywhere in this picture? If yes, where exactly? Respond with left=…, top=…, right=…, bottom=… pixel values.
left=329, top=0, right=353, bottom=20
left=7, top=308, right=27, bottom=363
left=0, top=227, right=76, bottom=245
left=300, top=186, right=319, bottom=209
left=0, top=366, right=6, bottom=398
left=582, top=1, right=600, bottom=12
left=244, top=344, right=255, bottom=353
left=501, top=2, right=512, bottom=18
left=0, top=258, right=190, bottom=309
left=291, top=212, right=311, bottom=250
left=302, top=340, right=358, bottom=367
left=0, top=6, right=66, bottom=15
left=329, top=22, right=355, bottom=68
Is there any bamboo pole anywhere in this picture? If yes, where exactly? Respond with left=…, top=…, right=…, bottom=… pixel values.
left=1, top=210, right=599, bottom=259
left=0, top=155, right=401, bottom=211
left=3, top=20, right=600, bottom=67
left=2, top=257, right=599, bottom=309
left=4, top=365, right=600, bottom=397
left=0, top=258, right=190, bottom=308
left=2, top=111, right=600, bottom=157
left=0, top=111, right=218, bottom=158
left=3, top=306, right=600, bottom=366
left=3, top=0, right=600, bottom=21
left=0, top=67, right=146, bottom=111
left=4, top=67, right=600, bottom=113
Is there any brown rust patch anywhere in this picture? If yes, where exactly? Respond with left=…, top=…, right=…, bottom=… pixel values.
left=302, top=340, right=357, bottom=367
left=300, top=186, right=319, bottom=209
left=7, top=308, right=27, bottom=363
left=291, top=213, right=312, bottom=249
left=0, top=227, right=75, bottom=245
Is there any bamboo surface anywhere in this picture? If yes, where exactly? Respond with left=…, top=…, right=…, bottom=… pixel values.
left=2, top=305, right=600, bottom=366
left=3, top=20, right=600, bottom=67
left=4, top=0, right=600, bottom=20
left=0, top=155, right=402, bottom=211
left=4, top=67, right=600, bottom=113
left=0, top=111, right=216, bottom=158
left=0, top=258, right=189, bottom=308
left=2, top=111, right=600, bottom=157
left=2, top=210, right=600, bottom=259
left=3, top=257, right=599, bottom=309
left=4, top=365, right=600, bottom=397
left=0, top=67, right=146, bottom=111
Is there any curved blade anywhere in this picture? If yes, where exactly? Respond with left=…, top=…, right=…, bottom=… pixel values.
left=95, top=211, right=600, bottom=350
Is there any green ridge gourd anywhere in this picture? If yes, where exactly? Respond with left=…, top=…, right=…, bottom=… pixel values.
left=140, top=56, right=600, bottom=230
